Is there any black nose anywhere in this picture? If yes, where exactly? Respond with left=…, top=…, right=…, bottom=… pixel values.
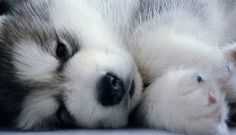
left=97, top=73, right=126, bottom=106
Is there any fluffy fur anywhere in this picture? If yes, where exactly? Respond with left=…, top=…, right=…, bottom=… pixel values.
left=1, top=0, right=236, bottom=134
left=0, top=0, right=142, bottom=130
left=116, top=0, right=236, bottom=134
left=139, top=68, right=228, bottom=135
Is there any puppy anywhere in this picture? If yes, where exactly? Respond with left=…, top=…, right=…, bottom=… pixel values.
left=0, top=0, right=142, bottom=130
left=139, top=68, right=228, bottom=135
left=123, top=0, right=236, bottom=134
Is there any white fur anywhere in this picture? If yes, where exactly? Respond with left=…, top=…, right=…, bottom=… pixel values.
left=50, top=0, right=123, bottom=50
left=121, top=0, right=236, bottom=134
left=14, top=0, right=143, bottom=129
left=17, top=90, right=59, bottom=129
left=129, top=31, right=230, bottom=82
left=48, top=0, right=142, bottom=128
left=139, top=68, right=228, bottom=135
left=62, top=49, right=141, bottom=128
left=13, top=41, right=59, bottom=82
left=221, top=43, right=236, bottom=102
left=224, top=1, right=236, bottom=42
left=9, top=0, right=236, bottom=132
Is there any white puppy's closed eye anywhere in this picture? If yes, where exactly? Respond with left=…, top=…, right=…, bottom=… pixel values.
left=138, top=68, right=228, bottom=135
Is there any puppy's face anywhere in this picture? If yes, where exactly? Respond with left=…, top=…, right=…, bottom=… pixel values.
left=0, top=0, right=142, bottom=129
left=139, top=68, right=228, bottom=135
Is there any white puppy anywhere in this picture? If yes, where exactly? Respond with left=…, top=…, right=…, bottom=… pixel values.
left=138, top=68, right=228, bottom=135
left=121, top=0, right=236, bottom=134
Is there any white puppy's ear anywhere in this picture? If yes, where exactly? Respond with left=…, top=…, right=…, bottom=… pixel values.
left=223, top=43, right=236, bottom=64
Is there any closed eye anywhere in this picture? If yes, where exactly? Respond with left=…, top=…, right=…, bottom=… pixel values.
left=181, top=74, right=204, bottom=96
left=196, top=75, right=204, bottom=83
left=226, top=64, right=231, bottom=73
left=56, top=42, right=69, bottom=61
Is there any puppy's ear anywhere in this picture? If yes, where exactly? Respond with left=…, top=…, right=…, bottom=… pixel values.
left=223, top=43, right=236, bottom=64
left=0, top=0, right=10, bottom=16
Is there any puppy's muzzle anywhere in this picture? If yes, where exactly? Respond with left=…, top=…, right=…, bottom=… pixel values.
left=97, top=72, right=135, bottom=107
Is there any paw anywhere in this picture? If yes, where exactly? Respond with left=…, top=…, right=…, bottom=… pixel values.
left=138, top=68, right=229, bottom=135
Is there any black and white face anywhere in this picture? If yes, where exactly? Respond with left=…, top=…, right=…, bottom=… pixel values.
left=0, top=0, right=142, bottom=130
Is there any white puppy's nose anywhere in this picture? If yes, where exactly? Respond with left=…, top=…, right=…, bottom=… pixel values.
left=97, top=73, right=132, bottom=106
left=208, top=91, right=218, bottom=105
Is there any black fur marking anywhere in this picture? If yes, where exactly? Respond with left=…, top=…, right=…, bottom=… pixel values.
left=228, top=103, right=236, bottom=127
left=0, top=1, right=10, bottom=15
left=55, top=95, right=77, bottom=128
left=0, top=46, right=30, bottom=128
left=129, top=80, right=135, bottom=98
left=128, top=102, right=144, bottom=128
left=0, top=0, right=80, bottom=130
left=0, top=0, right=55, bottom=129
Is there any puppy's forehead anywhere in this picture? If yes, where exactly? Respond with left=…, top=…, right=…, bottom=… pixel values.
left=0, top=0, right=80, bottom=51
left=0, top=1, right=53, bottom=45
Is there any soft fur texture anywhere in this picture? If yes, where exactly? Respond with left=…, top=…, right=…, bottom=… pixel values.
left=114, top=0, right=236, bottom=135
left=1, top=0, right=236, bottom=135
left=139, top=69, right=228, bottom=135
left=139, top=68, right=228, bottom=135
left=0, top=0, right=142, bottom=130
